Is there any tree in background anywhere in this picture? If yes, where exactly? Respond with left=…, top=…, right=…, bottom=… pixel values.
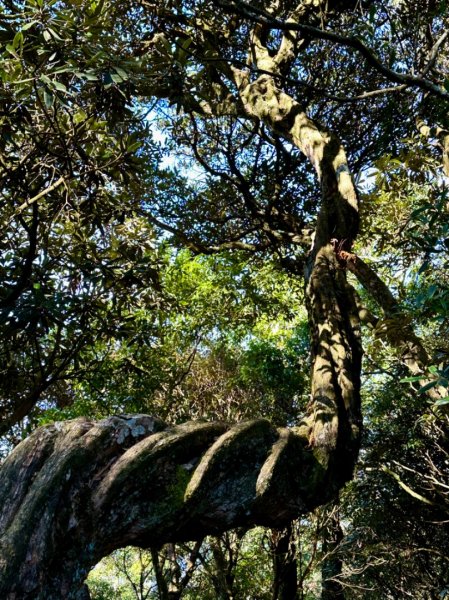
left=0, top=0, right=448, bottom=598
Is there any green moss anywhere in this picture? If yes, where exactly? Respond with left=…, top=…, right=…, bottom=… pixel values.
left=168, top=465, right=192, bottom=507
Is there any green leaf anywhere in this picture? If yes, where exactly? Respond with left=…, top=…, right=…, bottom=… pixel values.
left=40, top=74, right=52, bottom=86
left=5, top=44, right=19, bottom=58
left=21, top=21, right=38, bottom=31
left=400, top=376, right=425, bottom=383
left=47, top=27, right=64, bottom=41
left=43, top=90, right=54, bottom=108
left=418, top=380, right=438, bottom=394
left=74, top=71, right=98, bottom=81
left=51, top=66, right=75, bottom=75
left=127, top=141, right=142, bottom=153
left=73, top=110, right=87, bottom=125
left=177, top=37, right=193, bottom=66
left=110, top=73, right=124, bottom=84
left=113, top=67, right=128, bottom=81
left=434, top=397, right=449, bottom=406
left=53, top=80, right=68, bottom=93
left=13, top=31, right=23, bottom=50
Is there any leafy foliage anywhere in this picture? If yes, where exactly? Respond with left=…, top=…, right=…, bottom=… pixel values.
left=1, top=0, right=449, bottom=598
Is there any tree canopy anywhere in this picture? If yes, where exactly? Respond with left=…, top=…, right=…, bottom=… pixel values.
left=0, top=0, right=449, bottom=598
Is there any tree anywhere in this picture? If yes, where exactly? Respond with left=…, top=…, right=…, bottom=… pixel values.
left=0, top=0, right=448, bottom=597
left=0, top=0, right=167, bottom=436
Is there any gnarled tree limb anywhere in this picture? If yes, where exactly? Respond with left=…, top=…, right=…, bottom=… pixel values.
left=0, top=413, right=354, bottom=598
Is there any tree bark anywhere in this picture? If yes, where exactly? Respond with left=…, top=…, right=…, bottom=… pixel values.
left=272, top=524, right=299, bottom=600
left=229, top=23, right=363, bottom=488
left=0, top=405, right=360, bottom=598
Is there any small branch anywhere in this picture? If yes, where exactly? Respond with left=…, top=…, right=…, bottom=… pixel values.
left=14, top=176, right=65, bottom=216
left=179, top=539, right=204, bottom=590
left=422, top=30, right=449, bottom=77
left=381, top=465, right=436, bottom=506
left=150, top=547, right=169, bottom=599
left=198, top=55, right=409, bottom=103
left=148, top=214, right=269, bottom=253
left=347, top=257, right=447, bottom=398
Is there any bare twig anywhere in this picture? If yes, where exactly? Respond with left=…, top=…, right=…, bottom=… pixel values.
left=14, top=176, right=65, bottom=215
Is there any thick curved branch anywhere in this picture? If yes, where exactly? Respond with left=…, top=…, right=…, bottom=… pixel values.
left=0, top=414, right=350, bottom=598
left=235, top=74, right=359, bottom=246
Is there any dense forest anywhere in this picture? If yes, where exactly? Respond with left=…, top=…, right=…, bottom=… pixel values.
left=0, top=0, right=448, bottom=598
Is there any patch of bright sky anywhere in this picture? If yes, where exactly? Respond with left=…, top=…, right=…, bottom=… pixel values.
left=355, top=166, right=377, bottom=194
left=147, top=110, right=207, bottom=182
left=151, top=124, right=176, bottom=170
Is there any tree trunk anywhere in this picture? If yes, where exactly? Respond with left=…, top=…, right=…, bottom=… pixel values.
left=210, top=538, right=236, bottom=600
left=0, top=399, right=360, bottom=599
left=272, top=523, right=299, bottom=600
left=233, top=63, right=363, bottom=476
left=321, top=505, right=345, bottom=600
left=0, top=15, right=364, bottom=599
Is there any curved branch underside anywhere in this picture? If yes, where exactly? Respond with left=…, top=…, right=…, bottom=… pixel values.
left=0, top=412, right=355, bottom=599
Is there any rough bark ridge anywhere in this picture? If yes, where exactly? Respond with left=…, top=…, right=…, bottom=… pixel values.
left=231, top=20, right=363, bottom=481
left=0, top=414, right=344, bottom=598
left=0, top=4, right=363, bottom=598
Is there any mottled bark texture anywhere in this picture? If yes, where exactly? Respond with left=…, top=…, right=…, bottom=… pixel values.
left=1, top=412, right=348, bottom=599
left=232, top=52, right=363, bottom=482
left=230, top=10, right=363, bottom=474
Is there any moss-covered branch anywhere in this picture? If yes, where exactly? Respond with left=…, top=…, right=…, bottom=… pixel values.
left=0, top=413, right=356, bottom=598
